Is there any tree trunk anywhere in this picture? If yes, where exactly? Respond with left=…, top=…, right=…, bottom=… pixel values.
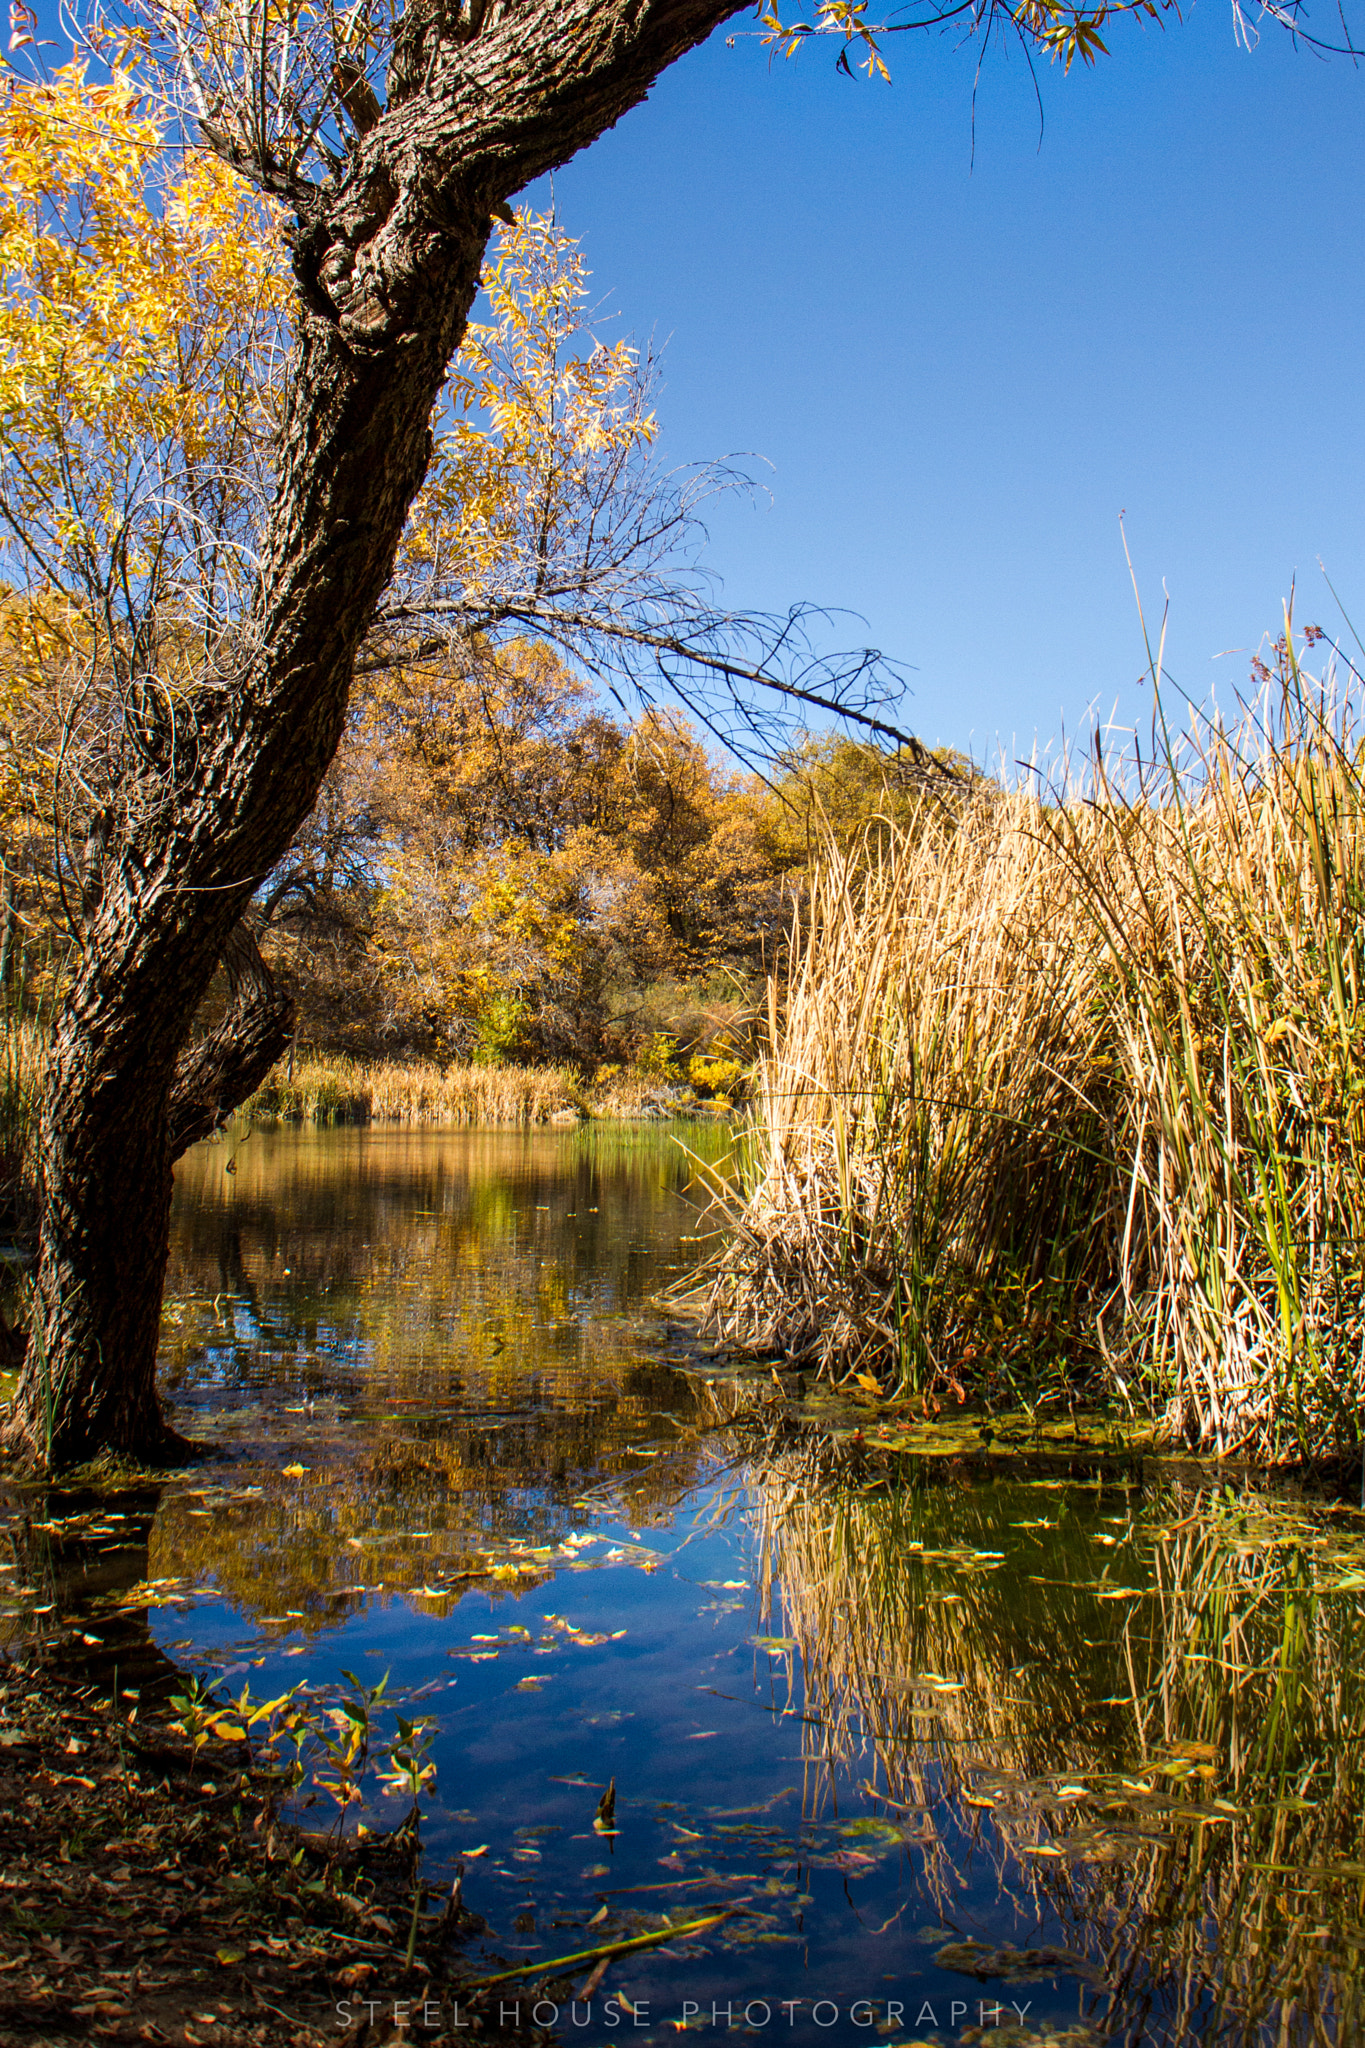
left=5, top=922, right=294, bottom=1467
left=4, top=0, right=747, bottom=1471
left=167, top=927, right=296, bottom=1161
left=17, top=996, right=182, bottom=1468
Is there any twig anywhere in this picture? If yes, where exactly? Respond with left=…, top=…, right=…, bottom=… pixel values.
left=466, top=1909, right=736, bottom=1989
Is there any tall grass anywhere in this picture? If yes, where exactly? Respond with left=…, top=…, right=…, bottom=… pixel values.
left=242, top=1049, right=730, bottom=1126
left=706, top=632, right=1365, bottom=1461
left=0, top=1010, right=44, bottom=1229
left=242, top=1051, right=588, bottom=1126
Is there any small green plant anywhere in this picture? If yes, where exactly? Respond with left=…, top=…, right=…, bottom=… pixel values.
left=375, top=1713, right=437, bottom=1819
left=308, top=1668, right=390, bottom=1835
left=167, top=1668, right=438, bottom=1853
left=168, top=1675, right=253, bottom=1762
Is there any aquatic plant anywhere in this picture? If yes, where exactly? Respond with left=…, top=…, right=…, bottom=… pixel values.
left=704, top=624, right=1365, bottom=1462
left=167, top=1666, right=439, bottom=1851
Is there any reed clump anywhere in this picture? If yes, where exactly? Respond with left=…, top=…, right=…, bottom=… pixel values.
left=706, top=630, right=1365, bottom=1462
left=243, top=1052, right=585, bottom=1126
left=0, top=1010, right=44, bottom=1232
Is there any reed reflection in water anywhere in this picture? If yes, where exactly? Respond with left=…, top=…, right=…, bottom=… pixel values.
left=24, top=1122, right=1348, bottom=2046
left=760, top=1443, right=1365, bottom=2045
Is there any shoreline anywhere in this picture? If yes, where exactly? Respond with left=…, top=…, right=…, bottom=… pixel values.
left=0, top=1654, right=550, bottom=2048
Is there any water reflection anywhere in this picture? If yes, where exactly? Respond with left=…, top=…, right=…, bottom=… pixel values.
left=7, top=1125, right=1365, bottom=2046
left=760, top=1447, right=1365, bottom=2044
left=156, top=1125, right=736, bottom=1621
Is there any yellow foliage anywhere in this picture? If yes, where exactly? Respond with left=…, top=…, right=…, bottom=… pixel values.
left=0, top=56, right=290, bottom=939
left=400, top=210, right=656, bottom=604
left=0, top=61, right=287, bottom=584
left=295, top=635, right=786, bottom=1061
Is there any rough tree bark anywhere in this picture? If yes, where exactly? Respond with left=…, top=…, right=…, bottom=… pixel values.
left=4, top=0, right=747, bottom=1470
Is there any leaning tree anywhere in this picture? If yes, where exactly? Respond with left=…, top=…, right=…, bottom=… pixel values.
left=2, top=0, right=1272, bottom=1467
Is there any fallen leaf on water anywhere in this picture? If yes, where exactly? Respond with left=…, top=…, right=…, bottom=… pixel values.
left=828, top=1850, right=878, bottom=1872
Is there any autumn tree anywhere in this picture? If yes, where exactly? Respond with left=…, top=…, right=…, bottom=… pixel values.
left=264, top=211, right=789, bottom=1061
left=0, top=0, right=1203, bottom=1468
left=758, top=732, right=982, bottom=874
left=274, top=639, right=784, bottom=1061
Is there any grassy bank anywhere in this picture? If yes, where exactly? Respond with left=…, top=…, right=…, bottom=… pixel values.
left=704, top=634, right=1365, bottom=1463
left=0, top=1029, right=724, bottom=1148
left=242, top=1049, right=728, bottom=1125
left=243, top=1050, right=585, bottom=1125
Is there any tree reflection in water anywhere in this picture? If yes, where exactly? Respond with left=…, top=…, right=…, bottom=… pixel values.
left=10, top=1124, right=1358, bottom=2043
left=155, top=1123, right=739, bottom=1628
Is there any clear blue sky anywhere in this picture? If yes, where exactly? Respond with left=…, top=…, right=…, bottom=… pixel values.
left=521, top=6, right=1365, bottom=764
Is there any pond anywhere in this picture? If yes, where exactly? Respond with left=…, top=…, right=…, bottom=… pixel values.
left=11, top=1124, right=1365, bottom=2046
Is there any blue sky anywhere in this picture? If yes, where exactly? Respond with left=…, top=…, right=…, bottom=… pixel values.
left=522, top=5, right=1365, bottom=764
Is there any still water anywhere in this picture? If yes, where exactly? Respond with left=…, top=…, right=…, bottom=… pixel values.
left=38, top=1128, right=1365, bottom=2043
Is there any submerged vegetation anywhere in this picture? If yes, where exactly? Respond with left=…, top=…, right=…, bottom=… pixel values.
left=706, top=626, right=1365, bottom=1465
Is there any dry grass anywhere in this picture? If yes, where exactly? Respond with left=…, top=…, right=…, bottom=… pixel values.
left=243, top=1051, right=585, bottom=1126
left=705, top=632, right=1365, bottom=1461
left=244, top=1052, right=723, bottom=1126
left=0, top=1010, right=45, bottom=1223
